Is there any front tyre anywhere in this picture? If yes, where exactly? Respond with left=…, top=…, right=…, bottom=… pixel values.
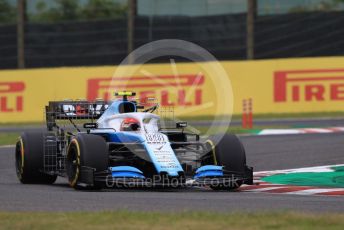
left=66, top=134, right=108, bottom=190
left=205, top=133, right=247, bottom=190
left=15, top=132, right=57, bottom=184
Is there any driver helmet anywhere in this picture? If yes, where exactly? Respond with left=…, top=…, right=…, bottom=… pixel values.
left=121, top=118, right=141, bottom=131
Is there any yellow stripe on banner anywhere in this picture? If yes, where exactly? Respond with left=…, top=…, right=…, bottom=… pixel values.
left=2, top=57, right=344, bottom=122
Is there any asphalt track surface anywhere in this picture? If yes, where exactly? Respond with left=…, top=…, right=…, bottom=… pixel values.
left=0, top=133, right=343, bottom=213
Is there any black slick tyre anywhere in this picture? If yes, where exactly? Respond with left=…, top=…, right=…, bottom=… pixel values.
left=15, top=132, right=57, bottom=184
left=205, top=133, right=247, bottom=190
left=66, top=134, right=108, bottom=190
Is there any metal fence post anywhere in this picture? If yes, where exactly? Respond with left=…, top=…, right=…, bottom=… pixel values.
left=127, top=0, right=137, bottom=64
left=246, top=0, right=257, bottom=60
left=17, top=0, right=26, bottom=69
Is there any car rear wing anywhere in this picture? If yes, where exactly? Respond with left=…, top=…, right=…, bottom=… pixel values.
left=45, top=100, right=109, bottom=131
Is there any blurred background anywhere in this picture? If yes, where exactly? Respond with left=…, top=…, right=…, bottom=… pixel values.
left=1, top=0, right=344, bottom=69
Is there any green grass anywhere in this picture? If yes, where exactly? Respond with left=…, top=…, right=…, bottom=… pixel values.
left=1, top=111, right=344, bottom=127
left=0, top=111, right=341, bottom=145
left=188, top=125, right=289, bottom=135
left=179, top=111, right=344, bottom=121
left=0, top=122, right=43, bottom=127
left=0, top=133, right=19, bottom=146
left=241, top=111, right=344, bottom=120
left=0, top=125, right=288, bottom=147
left=0, top=211, right=343, bottom=230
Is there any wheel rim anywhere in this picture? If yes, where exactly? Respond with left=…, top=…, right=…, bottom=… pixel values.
left=15, top=141, right=23, bottom=179
left=66, top=145, right=78, bottom=186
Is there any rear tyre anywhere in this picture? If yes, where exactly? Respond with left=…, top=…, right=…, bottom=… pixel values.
left=15, top=132, right=57, bottom=184
left=66, top=134, right=108, bottom=190
left=205, top=133, right=246, bottom=190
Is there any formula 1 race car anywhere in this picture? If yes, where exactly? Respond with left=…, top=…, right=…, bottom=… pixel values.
left=15, top=91, right=253, bottom=190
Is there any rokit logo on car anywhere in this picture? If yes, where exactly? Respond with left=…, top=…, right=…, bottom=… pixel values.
left=0, top=82, right=25, bottom=112
left=145, top=133, right=166, bottom=144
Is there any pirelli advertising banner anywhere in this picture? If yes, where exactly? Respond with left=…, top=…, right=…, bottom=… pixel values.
left=1, top=56, right=344, bottom=122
